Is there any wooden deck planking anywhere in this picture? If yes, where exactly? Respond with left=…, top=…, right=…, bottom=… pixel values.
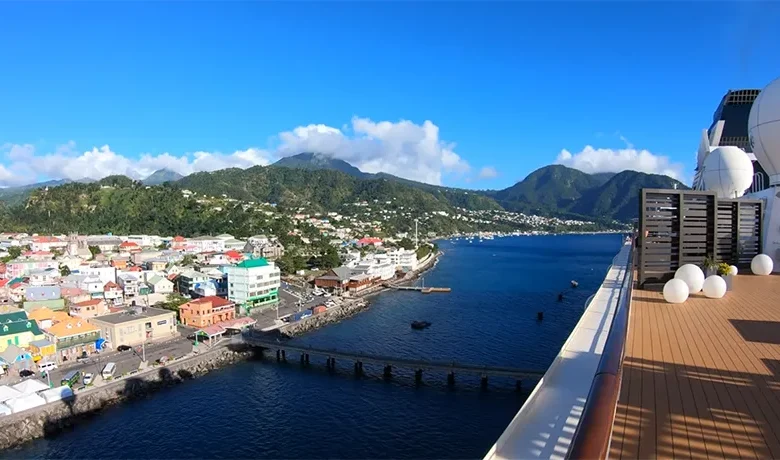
left=610, top=274, right=780, bottom=459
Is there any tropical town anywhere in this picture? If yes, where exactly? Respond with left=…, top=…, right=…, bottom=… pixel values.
left=0, top=222, right=458, bottom=413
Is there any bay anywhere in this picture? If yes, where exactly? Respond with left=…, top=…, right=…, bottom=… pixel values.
left=4, top=234, right=622, bottom=459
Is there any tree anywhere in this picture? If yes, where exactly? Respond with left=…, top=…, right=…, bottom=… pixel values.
left=314, top=246, right=341, bottom=270
left=59, top=264, right=71, bottom=276
left=398, top=237, right=415, bottom=250
left=180, top=254, right=196, bottom=266
left=7, top=246, right=22, bottom=259
left=157, top=292, right=189, bottom=321
left=88, top=246, right=101, bottom=259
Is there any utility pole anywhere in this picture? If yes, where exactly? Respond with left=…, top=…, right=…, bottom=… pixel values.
left=142, top=342, right=146, bottom=363
left=415, top=219, right=419, bottom=249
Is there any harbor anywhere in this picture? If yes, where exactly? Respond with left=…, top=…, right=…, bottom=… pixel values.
left=1, top=234, right=623, bottom=458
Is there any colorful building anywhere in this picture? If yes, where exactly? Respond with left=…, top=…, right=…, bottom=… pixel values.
left=69, top=299, right=109, bottom=318
left=224, top=258, right=280, bottom=313
left=0, top=312, right=44, bottom=352
left=44, top=317, right=101, bottom=362
left=23, top=286, right=66, bottom=312
left=90, top=307, right=177, bottom=349
left=179, top=296, right=235, bottom=328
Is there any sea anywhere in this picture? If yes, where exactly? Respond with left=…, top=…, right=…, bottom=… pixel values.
left=4, top=234, right=623, bottom=460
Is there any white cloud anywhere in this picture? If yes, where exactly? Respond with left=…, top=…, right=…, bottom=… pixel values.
left=276, top=117, right=470, bottom=185
left=478, top=166, right=498, bottom=179
left=0, top=143, right=273, bottom=187
left=0, top=117, right=470, bottom=187
left=555, top=145, right=685, bottom=181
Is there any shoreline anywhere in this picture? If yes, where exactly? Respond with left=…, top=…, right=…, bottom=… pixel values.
left=0, top=251, right=445, bottom=449
left=0, top=343, right=257, bottom=451
left=278, top=250, right=443, bottom=338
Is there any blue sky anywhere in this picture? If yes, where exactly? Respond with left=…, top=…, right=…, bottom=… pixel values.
left=1, top=1, right=779, bottom=189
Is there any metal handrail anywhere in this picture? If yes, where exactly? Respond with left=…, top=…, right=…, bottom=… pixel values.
left=567, top=241, right=635, bottom=460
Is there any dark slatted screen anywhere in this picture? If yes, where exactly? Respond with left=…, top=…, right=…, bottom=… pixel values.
left=638, top=189, right=763, bottom=289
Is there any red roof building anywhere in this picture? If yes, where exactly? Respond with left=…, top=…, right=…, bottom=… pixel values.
left=357, top=237, right=383, bottom=248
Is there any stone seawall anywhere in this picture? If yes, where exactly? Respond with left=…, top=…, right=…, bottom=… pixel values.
left=0, top=344, right=255, bottom=451
left=280, top=300, right=369, bottom=337
left=280, top=251, right=442, bottom=338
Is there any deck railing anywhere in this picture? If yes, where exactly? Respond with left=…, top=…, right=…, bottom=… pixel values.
left=566, top=240, right=636, bottom=459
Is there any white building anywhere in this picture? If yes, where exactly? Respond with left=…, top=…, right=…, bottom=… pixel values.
left=386, top=248, right=418, bottom=272
left=123, top=235, right=162, bottom=248
left=187, top=236, right=225, bottom=253
left=353, top=254, right=395, bottom=281
left=28, top=268, right=60, bottom=286
left=75, top=266, right=117, bottom=285
left=30, top=236, right=68, bottom=253
left=117, top=273, right=140, bottom=297
left=224, top=258, right=280, bottom=311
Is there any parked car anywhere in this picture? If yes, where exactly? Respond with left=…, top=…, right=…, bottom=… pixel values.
left=39, top=361, right=57, bottom=372
left=76, top=352, right=90, bottom=362
left=117, top=345, right=132, bottom=352
left=83, top=373, right=94, bottom=385
left=19, top=369, right=35, bottom=378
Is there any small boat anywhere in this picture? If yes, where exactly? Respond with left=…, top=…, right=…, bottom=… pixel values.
left=411, top=321, right=432, bottom=330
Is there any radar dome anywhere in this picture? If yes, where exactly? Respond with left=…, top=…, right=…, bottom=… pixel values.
left=748, top=76, right=780, bottom=186
left=701, top=146, right=754, bottom=198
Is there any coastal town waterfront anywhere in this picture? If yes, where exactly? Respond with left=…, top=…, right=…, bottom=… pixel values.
left=1, top=234, right=622, bottom=459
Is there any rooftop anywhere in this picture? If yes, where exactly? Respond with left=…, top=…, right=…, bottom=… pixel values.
left=234, top=258, right=269, bottom=268
left=91, top=306, right=174, bottom=325
left=610, top=273, right=780, bottom=459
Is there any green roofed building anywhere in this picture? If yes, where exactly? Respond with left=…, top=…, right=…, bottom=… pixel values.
left=0, top=311, right=44, bottom=353
left=224, top=258, right=280, bottom=314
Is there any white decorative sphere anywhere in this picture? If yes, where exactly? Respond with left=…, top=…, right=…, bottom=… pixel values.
left=728, top=265, right=738, bottom=276
left=751, top=254, right=774, bottom=275
left=748, top=77, right=780, bottom=186
left=702, top=275, right=727, bottom=299
left=663, top=278, right=689, bottom=304
left=675, top=263, right=705, bottom=293
left=701, top=146, right=754, bottom=198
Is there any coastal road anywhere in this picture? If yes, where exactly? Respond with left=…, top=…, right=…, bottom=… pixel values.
left=40, top=338, right=194, bottom=388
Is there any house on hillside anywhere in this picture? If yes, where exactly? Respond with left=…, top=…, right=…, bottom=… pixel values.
left=23, top=286, right=65, bottom=312
left=30, top=236, right=68, bottom=253
left=103, top=281, right=124, bottom=305
left=69, top=299, right=109, bottom=318
left=147, top=275, right=174, bottom=294
left=357, top=237, right=383, bottom=248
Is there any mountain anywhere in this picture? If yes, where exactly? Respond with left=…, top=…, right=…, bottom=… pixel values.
left=491, top=165, right=685, bottom=220
left=272, top=153, right=371, bottom=179
left=492, top=165, right=602, bottom=213
left=176, top=166, right=496, bottom=213
left=571, top=170, right=686, bottom=220
left=142, top=168, right=185, bottom=185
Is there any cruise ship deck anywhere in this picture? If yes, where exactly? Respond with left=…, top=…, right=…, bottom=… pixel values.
left=610, top=274, right=780, bottom=459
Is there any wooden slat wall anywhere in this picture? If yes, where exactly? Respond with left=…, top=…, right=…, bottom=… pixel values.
left=638, top=189, right=763, bottom=289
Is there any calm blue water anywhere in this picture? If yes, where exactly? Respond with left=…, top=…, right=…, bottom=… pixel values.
left=4, top=234, right=622, bottom=460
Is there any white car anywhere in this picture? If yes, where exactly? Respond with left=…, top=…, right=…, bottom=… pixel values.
left=83, top=373, right=94, bottom=385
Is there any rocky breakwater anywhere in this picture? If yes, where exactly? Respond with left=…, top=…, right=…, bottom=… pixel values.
left=0, top=344, right=255, bottom=451
left=281, top=299, right=369, bottom=337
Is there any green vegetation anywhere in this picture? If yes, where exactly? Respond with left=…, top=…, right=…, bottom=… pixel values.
left=59, top=264, right=71, bottom=276
left=0, top=159, right=685, bottom=238
left=88, top=245, right=101, bottom=259
left=416, top=243, right=438, bottom=260
left=1, top=246, right=22, bottom=263
left=398, top=238, right=415, bottom=250
left=156, top=292, right=189, bottom=321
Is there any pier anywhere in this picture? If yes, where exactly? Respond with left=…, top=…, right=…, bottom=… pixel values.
left=387, top=284, right=451, bottom=293
left=242, top=333, right=544, bottom=387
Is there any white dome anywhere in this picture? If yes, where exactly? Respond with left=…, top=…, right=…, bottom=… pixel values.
left=701, top=146, right=754, bottom=198
left=748, top=76, right=780, bottom=185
